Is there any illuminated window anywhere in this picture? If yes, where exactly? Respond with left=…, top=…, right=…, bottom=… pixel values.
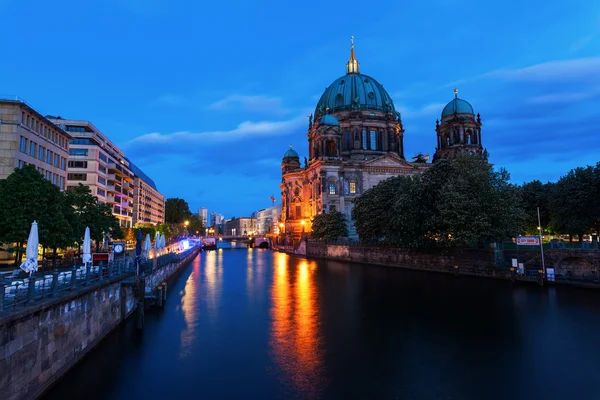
left=329, top=182, right=336, bottom=194
left=370, top=130, right=377, bottom=150
left=349, top=181, right=356, bottom=194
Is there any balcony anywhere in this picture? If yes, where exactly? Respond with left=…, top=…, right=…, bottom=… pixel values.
left=107, top=174, right=118, bottom=183
left=105, top=196, right=116, bottom=204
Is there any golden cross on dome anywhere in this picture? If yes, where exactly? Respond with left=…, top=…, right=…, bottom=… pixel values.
left=289, top=144, right=293, bottom=149
left=350, top=36, right=354, bottom=46
left=454, top=88, right=459, bottom=98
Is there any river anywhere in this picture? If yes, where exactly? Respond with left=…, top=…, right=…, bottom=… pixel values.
left=43, top=249, right=600, bottom=400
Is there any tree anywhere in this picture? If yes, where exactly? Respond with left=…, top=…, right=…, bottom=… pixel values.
left=549, top=164, right=598, bottom=242
left=0, top=165, right=66, bottom=264
left=520, top=180, right=553, bottom=235
left=352, top=155, right=525, bottom=249
left=155, top=223, right=173, bottom=240
left=187, top=214, right=204, bottom=235
left=165, top=198, right=192, bottom=224
left=311, top=211, right=349, bottom=241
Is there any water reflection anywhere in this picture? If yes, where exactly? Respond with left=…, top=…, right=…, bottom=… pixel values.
left=204, top=251, right=223, bottom=321
left=179, top=256, right=200, bottom=358
left=270, top=253, right=324, bottom=398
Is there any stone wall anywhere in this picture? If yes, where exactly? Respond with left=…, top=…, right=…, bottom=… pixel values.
left=306, top=241, right=496, bottom=272
left=0, top=279, right=136, bottom=400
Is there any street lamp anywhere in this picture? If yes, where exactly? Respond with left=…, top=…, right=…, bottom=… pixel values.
left=184, top=220, right=189, bottom=227
left=301, top=219, right=305, bottom=234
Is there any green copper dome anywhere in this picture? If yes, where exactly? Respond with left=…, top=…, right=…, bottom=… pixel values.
left=315, top=73, right=396, bottom=117
left=442, top=92, right=474, bottom=118
left=320, top=113, right=340, bottom=126
left=283, top=147, right=299, bottom=159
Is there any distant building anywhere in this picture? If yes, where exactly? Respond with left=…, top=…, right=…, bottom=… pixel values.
left=210, top=212, right=224, bottom=227
left=127, top=158, right=165, bottom=226
left=0, top=97, right=70, bottom=189
left=255, top=205, right=282, bottom=235
left=48, top=117, right=135, bottom=228
left=198, top=207, right=208, bottom=226
left=224, top=217, right=255, bottom=236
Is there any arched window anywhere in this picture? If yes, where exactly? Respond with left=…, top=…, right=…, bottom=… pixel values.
left=327, top=140, right=336, bottom=156
left=329, top=182, right=336, bottom=195
left=349, top=181, right=357, bottom=194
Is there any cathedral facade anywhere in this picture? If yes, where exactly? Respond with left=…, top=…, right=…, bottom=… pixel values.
left=280, top=42, right=485, bottom=238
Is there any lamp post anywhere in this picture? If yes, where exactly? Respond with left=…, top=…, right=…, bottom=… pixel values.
left=537, top=207, right=546, bottom=277
left=301, top=219, right=306, bottom=235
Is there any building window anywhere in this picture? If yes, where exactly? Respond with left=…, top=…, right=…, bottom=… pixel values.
left=362, top=130, right=367, bottom=150
left=26, top=115, right=30, bottom=127
left=345, top=131, right=351, bottom=150
left=67, top=173, right=87, bottom=181
left=349, top=181, right=356, bottom=194
left=60, top=157, right=66, bottom=170
left=35, top=121, right=39, bottom=132
left=97, top=188, right=106, bottom=197
left=98, top=176, right=106, bottom=185
left=99, top=153, right=108, bottom=162
left=37, top=167, right=43, bottom=174
left=18, top=160, right=25, bottom=169
left=38, top=146, right=45, bottom=160
left=45, top=171, right=51, bottom=181
left=295, top=205, right=302, bottom=219
left=20, top=137, right=27, bottom=153
left=69, top=138, right=96, bottom=145
left=59, top=176, right=65, bottom=190
left=29, top=141, right=36, bottom=157
left=46, top=150, right=52, bottom=164
left=54, top=154, right=60, bottom=167
left=66, top=126, right=86, bottom=133
left=329, top=182, right=336, bottom=194
left=370, top=130, right=377, bottom=150
left=98, top=165, right=107, bottom=174
left=68, top=160, right=88, bottom=168
left=52, top=174, right=58, bottom=185
left=69, top=148, right=88, bottom=156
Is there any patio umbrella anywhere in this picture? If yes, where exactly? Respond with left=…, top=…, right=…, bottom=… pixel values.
left=154, top=231, right=161, bottom=256
left=144, top=234, right=152, bottom=258
left=82, top=227, right=92, bottom=266
left=19, top=221, right=39, bottom=275
left=160, top=234, right=166, bottom=252
left=135, top=229, right=142, bottom=258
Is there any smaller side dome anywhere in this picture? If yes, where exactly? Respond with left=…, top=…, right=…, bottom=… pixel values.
left=442, top=89, right=474, bottom=118
left=320, top=114, right=340, bottom=126
left=283, top=145, right=299, bottom=159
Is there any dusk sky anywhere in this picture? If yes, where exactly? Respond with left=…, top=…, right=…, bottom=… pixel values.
left=2, top=0, right=599, bottom=217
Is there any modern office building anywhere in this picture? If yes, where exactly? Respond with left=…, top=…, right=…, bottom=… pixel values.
left=0, top=97, right=70, bottom=189
left=48, top=117, right=135, bottom=228
left=198, top=208, right=208, bottom=226
left=127, top=158, right=165, bottom=226
left=255, top=205, right=282, bottom=235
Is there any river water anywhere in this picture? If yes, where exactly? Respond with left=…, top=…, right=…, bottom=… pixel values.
left=44, top=249, right=600, bottom=400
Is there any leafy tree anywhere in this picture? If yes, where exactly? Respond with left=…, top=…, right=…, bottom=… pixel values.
left=520, top=180, right=553, bottom=235
left=188, top=214, right=204, bottom=235
left=156, top=223, right=173, bottom=240
left=165, top=198, right=192, bottom=224
left=352, top=176, right=400, bottom=244
left=311, top=211, right=349, bottom=241
left=133, top=223, right=156, bottom=240
left=549, top=164, right=598, bottom=242
left=0, top=165, right=67, bottom=264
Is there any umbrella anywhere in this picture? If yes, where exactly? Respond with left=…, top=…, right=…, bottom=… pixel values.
left=19, top=221, right=39, bottom=274
left=160, top=234, right=166, bottom=252
left=154, top=231, right=161, bottom=256
left=82, top=227, right=92, bottom=266
left=144, top=234, right=152, bottom=258
left=135, top=229, right=142, bottom=258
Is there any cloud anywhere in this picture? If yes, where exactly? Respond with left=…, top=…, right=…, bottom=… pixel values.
left=570, top=16, right=600, bottom=52
left=208, top=95, right=288, bottom=116
left=526, top=87, right=600, bottom=105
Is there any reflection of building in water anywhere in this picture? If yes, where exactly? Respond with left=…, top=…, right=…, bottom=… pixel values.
left=269, top=254, right=324, bottom=397
left=180, top=255, right=201, bottom=358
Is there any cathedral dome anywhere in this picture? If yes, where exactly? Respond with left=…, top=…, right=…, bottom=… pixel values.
left=283, top=146, right=299, bottom=159
left=320, top=113, right=340, bottom=126
left=442, top=90, right=474, bottom=118
left=314, top=42, right=395, bottom=118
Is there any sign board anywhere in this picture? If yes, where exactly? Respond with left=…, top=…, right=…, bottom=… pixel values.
left=546, top=268, right=555, bottom=282
left=517, top=236, right=540, bottom=246
left=92, top=253, right=113, bottom=266
left=511, top=258, right=518, bottom=267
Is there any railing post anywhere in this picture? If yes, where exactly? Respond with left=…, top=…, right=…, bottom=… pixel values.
left=27, top=276, right=36, bottom=303
left=85, top=264, right=91, bottom=285
left=51, top=270, right=59, bottom=297
left=71, top=266, right=77, bottom=288
left=100, top=262, right=106, bottom=281
left=0, top=280, right=5, bottom=312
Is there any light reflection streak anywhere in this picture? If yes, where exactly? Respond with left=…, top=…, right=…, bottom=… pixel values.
left=204, top=250, right=223, bottom=322
left=270, top=254, right=324, bottom=397
left=180, top=255, right=201, bottom=358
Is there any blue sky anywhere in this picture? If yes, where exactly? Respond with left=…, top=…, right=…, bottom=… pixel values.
left=2, top=0, right=599, bottom=217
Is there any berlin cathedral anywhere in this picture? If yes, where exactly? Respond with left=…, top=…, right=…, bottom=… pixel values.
left=280, top=40, right=486, bottom=238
